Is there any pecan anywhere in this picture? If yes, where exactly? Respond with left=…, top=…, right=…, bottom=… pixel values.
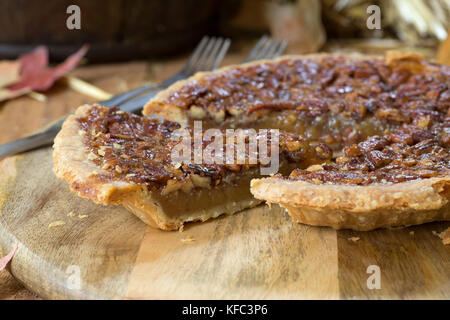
left=315, top=143, right=332, bottom=159
left=359, top=136, right=389, bottom=152
left=189, top=105, right=207, bottom=119
left=367, top=150, right=391, bottom=168
left=390, top=131, right=414, bottom=145
left=347, top=102, right=367, bottom=119
left=411, top=139, right=436, bottom=155
left=344, top=145, right=361, bottom=157
left=376, top=108, right=408, bottom=123
left=388, top=69, right=411, bottom=86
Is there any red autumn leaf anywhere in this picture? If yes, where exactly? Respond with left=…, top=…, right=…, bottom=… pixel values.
left=0, top=246, right=17, bottom=271
left=18, top=46, right=49, bottom=77
left=0, top=46, right=49, bottom=89
left=8, top=45, right=89, bottom=92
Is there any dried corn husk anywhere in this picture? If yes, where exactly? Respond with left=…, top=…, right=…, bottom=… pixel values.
left=384, top=0, right=449, bottom=44
left=322, top=0, right=450, bottom=45
left=437, top=28, right=450, bottom=64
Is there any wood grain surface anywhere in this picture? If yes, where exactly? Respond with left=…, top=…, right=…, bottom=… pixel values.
left=0, top=43, right=449, bottom=299
left=126, top=206, right=339, bottom=299
left=0, top=147, right=448, bottom=299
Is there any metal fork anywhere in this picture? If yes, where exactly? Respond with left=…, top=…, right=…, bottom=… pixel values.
left=117, top=35, right=287, bottom=112
left=97, top=36, right=230, bottom=109
left=242, top=35, right=287, bottom=63
left=0, top=36, right=230, bottom=159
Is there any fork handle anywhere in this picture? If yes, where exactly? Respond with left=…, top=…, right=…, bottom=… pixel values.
left=101, top=84, right=159, bottom=108
left=0, top=123, right=62, bottom=159
left=117, top=91, right=160, bottom=113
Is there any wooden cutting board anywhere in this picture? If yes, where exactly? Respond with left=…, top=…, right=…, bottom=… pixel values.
left=0, top=148, right=449, bottom=299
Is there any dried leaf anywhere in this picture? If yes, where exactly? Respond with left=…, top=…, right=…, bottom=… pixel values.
left=0, top=61, right=20, bottom=87
left=0, top=87, right=30, bottom=102
left=8, top=45, right=89, bottom=92
left=17, top=46, right=48, bottom=77
left=0, top=246, right=17, bottom=271
left=0, top=45, right=89, bottom=102
left=62, top=76, right=112, bottom=100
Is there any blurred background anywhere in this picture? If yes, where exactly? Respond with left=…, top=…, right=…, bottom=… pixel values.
left=1, top=0, right=450, bottom=62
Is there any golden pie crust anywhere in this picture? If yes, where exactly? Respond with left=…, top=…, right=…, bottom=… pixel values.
left=250, top=177, right=449, bottom=231
left=54, top=51, right=450, bottom=231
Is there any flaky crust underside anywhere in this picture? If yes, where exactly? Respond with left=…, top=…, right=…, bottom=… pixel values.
left=251, top=177, right=450, bottom=230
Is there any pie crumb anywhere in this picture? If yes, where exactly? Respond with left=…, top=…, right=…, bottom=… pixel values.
left=67, top=211, right=76, bottom=217
left=348, top=237, right=360, bottom=242
left=78, top=215, right=89, bottom=219
left=438, top=227, right=450, bottom=245
left=48, top=220, right=65, bottom=228
left=181, top=235, right=195, bottom=243
left=178, top=225, right=184, bottom=233
left=432, top=230, right=439, bottom=237
left=263, top=253, right=270, bottom=259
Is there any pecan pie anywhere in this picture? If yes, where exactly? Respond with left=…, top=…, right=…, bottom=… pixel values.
left=54, top=51, right=449, bottom=230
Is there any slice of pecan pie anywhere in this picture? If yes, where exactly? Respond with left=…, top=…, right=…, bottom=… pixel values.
left=53, top=104, right=323, bottom=230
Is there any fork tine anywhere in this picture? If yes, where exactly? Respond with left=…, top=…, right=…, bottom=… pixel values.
left=264, top=39, right=280, bottom=59
left=273, top=40, right=288, bottom=58
left=212, top=38, right=231, bottom=70
left=180, top=36, right=209, bottom=73
left=254, top=38, right=275, bottom=60
left=202, top=38, right=224, bottom=71
left=193, top=37, right=231, bottom=72
left=242, top=35, right=269, bottom=63
left=188, top=37, right=217, bottom=74
left=245, top=37, right=288, bottom=62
